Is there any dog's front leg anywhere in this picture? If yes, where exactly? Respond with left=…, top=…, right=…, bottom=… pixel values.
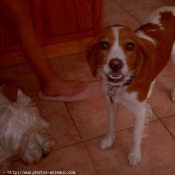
left=128, top=105, right=146, bottom=166
left=100, top=102, right=119, bottom=149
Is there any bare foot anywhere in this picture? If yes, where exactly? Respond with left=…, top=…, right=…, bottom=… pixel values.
left=40, top=78, right=88, bottom=97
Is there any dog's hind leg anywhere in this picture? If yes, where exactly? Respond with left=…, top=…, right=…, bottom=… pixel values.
left=171, top=42, right=175, bottom=101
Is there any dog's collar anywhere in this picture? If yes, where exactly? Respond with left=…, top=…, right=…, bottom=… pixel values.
left=107, top=76, right=133, bottom=103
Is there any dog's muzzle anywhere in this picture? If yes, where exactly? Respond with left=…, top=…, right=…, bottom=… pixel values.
left=108, top=58, right=123, bottom=82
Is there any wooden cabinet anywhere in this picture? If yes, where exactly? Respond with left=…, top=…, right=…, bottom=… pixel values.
left=0, top=0, right=104, bottom=67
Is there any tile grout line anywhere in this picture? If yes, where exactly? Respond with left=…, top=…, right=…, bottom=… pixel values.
left=124, top=4, right=165, bottom=11
left=110, top=2, right=167, bottom=27
left=52, top=141, right=82, bottom=151
left=125, top=4, right=173, bottom=27
left=57, top=100, right=100, bottom=174
left=159, top=118, right=175, bottom=140
left=113, top=0, right=166, bottom=11
left=52, top=101, right=101, bottom=174
left=87, top=79, right=100, bottom=84
left=64, top=102, right=84, bottom=142
left=124, top=9, right=142, bottom=25
left=151, top=106, right=175, bottom=140
left=82, top=142, right=100, bottom=175
left=156, top=113, right=175, bottom=120
left=81, top=118, right=160, bottom=143
left=151, top=103, right=175, bottom=120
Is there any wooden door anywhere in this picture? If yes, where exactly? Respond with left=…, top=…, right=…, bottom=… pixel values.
left=0, top=0, right=104, bottom=67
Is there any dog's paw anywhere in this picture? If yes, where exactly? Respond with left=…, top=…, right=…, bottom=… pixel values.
left=171, top=89, right=175, bottom=101
left=100, top=135, right=115, bottom=149
left=128, top=150, right=141, bottom=166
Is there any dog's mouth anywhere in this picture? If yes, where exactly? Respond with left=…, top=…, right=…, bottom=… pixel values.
left=108, top=71, right=123, bottom=82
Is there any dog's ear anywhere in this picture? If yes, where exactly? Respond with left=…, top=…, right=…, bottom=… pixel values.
left=17, top=89, right=30, bottom=105
left=127, top=38, right=156, bottom=101
left=87, top=39, right=100, bottom=77
left=135, top=38, right=156, bottom=81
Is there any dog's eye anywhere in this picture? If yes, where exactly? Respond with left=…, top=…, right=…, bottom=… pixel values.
left=100, top=41, right=110, bottom=50
left=125, top=42, right=135, bottom=51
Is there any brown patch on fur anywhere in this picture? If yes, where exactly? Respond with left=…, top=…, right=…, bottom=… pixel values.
left=127, top=11, right=175, bottom=101
left=87, top=27, right=116, bottom=76
left=126, top=39, right=156, bottom=101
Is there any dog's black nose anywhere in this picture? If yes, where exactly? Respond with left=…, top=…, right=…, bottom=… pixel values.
left=109, top=58, right=123, bottom=71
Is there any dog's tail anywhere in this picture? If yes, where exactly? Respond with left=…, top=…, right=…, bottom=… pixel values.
left=0, top=84, right=11, bottom=105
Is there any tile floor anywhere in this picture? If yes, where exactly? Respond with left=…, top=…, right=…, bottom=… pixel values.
left=1, top=0, right=175, bottom=174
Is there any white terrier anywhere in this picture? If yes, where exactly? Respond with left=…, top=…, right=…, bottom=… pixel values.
left=0, top=87, right=55, bottom=170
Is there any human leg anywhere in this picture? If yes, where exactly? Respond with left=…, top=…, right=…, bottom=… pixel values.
left=2, top=0, right=90, bottom=100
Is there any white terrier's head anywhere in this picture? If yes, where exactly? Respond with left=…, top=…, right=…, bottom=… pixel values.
left=0, top=88, right=55, bottom=170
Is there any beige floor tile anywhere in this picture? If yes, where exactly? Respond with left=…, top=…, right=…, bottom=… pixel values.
left=32, top=97, right=81, bottom=149
left=148, top=84, right=175, bottom=118
left=105, top=11, right=140, bottom=30
left=85, top=121, right=175, bottom=175
left=105, top=0, right=124, bottom=14
left=148, top=63, right=175, bottom=118
left=156, top=62, right=175, bottom=89
left=128, top=5, right=163, bottom=24
left=10, top=143, right=98, bottom=175
left=115, top=0, right=164, bottom=10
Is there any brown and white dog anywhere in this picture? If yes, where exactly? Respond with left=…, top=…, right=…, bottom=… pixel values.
left=87, top=6, right=175, bottom=166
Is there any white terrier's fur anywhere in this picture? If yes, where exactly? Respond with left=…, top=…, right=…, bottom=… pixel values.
left=0, top=87, right=55, bottom=170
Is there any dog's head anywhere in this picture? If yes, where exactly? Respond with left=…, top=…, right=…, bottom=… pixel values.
left=16, top=89, right=56, bottom=164
left=20, top=128, right=55, bottom=165
left=87, top=25, right=155, bottom=87
left=0, top=89, right=55, bottom=166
